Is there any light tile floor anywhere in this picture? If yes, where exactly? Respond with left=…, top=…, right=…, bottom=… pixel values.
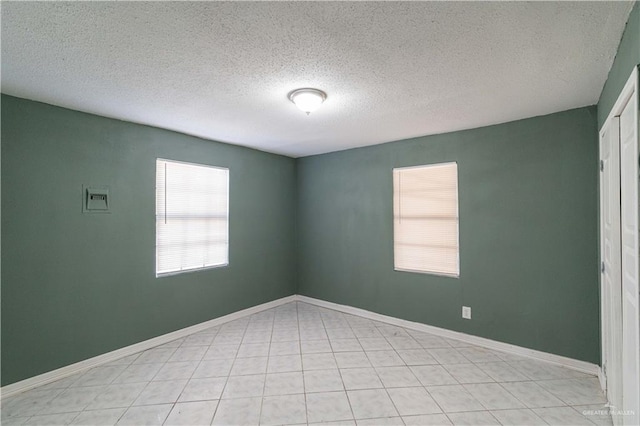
left=1, top=302, right=612, bottom=426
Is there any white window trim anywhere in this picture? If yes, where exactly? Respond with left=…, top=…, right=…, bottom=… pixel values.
left=393, top=162, right=460, bottom=278
left=156, top=158, right=229, bottom=277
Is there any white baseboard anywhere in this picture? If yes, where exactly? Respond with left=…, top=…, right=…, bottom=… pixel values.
left=2, top=293, right=602, bottom=399
left=598, top=367, right=607, bottom=394
left=0, top=295, right=296, bottom=399
left=295, top=295, right=601, bottom=376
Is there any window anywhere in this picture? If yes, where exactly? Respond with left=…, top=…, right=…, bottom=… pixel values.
left=393, top=162, right=459, bottom=277
left=156, top=159, right=229, bottom=276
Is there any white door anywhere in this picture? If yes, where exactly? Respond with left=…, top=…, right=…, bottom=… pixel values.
left=601, top=66, right=639, bottom=426
left=619, top=90, right=640, bottom=426
left=600, top=119, right=622, bottom=422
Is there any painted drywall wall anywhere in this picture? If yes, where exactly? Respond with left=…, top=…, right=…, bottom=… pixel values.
left=1, top=95, right=297, bottom=386
left=598, top=1, right=639, bottom=127
left=297, top=107, right=600, bottom=363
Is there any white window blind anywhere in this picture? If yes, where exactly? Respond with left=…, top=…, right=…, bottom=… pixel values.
left=156, top=159, right=229, bottom=276
left=393, top=162, right=459, bottom=277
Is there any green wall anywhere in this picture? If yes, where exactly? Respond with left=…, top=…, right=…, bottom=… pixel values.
left=1, top=95, right=297, bottom=386
left=598, top=1, right=639, bottom=128
left=0, top=63, right=612, bottom=384
left=297, top=107, right=600, bottom=364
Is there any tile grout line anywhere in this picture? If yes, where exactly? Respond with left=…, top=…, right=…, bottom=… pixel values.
left=353, top=322, right=406, bottom=423
left=67, top=354, right=141, bottom=424
left=3, top=301, right=608, bottom=426
left=321, top=308, right=356, bottom=423
left=121, top=332, right=211, bottom=425
left=25, top=349, right=151, bottom=424
left=293, top=301, right=309, bottom=425
left=118, top=343, right=180, bottom=419
left=255, top=304, right=276, bottom=425
left=372, top=319, right=453, bottom=422
left=168, top=326, right=223, bottom=425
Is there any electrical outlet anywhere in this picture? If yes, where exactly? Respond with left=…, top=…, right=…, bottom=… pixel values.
left=462, top=306, right=471, bottom=319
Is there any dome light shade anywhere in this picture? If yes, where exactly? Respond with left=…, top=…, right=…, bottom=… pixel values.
left=288, top=88, right=326, bottom=115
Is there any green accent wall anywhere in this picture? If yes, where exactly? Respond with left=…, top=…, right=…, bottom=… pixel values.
left=598, top=1, right=639, bottom=128
left=297, top=107, right=600, bottom=364
left=1, top=95, right=297, bottom=386
left=2, top=61, right=614, bottom=384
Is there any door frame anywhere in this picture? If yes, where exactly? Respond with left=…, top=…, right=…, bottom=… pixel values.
left=600, top=65, right=639, bottom=425
left=599, top=112, right=622, bottom=419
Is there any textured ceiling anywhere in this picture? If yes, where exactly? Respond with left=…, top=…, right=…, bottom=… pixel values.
left=1, top=2, right=634, bottom=157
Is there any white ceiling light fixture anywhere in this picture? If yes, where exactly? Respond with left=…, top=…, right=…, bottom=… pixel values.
left=288, top=88, right=327, bottom=115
